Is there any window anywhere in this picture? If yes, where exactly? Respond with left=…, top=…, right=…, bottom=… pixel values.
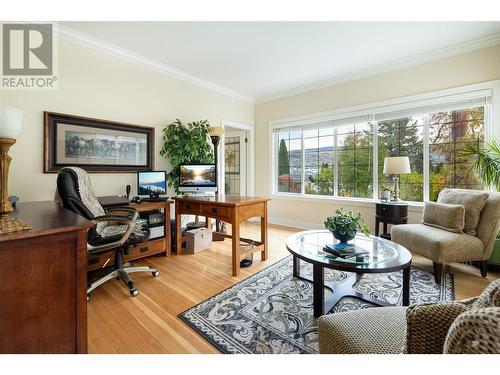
left=272, top=88, right=490, bottom=203
left=276, top=130, right=302, bottom=193
left=304, top=128, right=334, bottom=196
left=428, top=107, right=484, bottom=201
left=337, top=123, right=373, bottom=198
left=377, top=116, right=424, bottom=202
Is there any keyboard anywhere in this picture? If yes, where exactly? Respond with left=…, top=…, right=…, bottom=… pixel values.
left=140, top=197, right=170, bottom=202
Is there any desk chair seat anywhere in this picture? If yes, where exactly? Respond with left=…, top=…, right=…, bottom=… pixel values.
left=55, top=167, right=159, bottom=299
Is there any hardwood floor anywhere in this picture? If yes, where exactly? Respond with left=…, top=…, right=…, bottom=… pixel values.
left=87, top=222, right=500, bottom=354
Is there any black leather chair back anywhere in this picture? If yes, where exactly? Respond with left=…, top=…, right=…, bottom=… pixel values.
left=56, top=168, right=97, bottom=220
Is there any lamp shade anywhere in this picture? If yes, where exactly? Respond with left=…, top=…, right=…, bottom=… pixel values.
left=383, top=156, right=411, bottom=175
left=0, top=107, right=23, bottom=140
left=209, top=127, right=224, bottom=137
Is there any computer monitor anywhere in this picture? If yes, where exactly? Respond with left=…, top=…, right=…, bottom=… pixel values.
left=137, top=171, right=167, bottom=198
left=179, top=164, right=217, bottom=193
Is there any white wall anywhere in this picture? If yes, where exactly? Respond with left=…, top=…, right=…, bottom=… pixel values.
left=0, top=38, right=254, bottom=202
left=255, top=45, right=500, bottom=231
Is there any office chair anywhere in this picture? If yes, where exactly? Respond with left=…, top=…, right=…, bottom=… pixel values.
left=55, top=167, right=159, bottom=300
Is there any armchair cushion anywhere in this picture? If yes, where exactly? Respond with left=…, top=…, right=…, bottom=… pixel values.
left=403, top=302, right=468, bottom=354
left=443, top=307, right=500, bottom=354
left=472, top=278, right=500, bottom=308
left=437, top=188, right=488, bottom=235
left=391, top=224, right=484, bottom=263
left=422, top=201, right=465, bottom=233
left=318, top=307, right=407, bottom=354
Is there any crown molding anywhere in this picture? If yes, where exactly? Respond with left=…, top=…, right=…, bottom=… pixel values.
left=256, top=32, right=500, bottom=104
left=56, top=25, right=255, bottom=104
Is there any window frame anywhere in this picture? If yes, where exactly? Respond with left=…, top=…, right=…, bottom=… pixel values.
left=269, top=81, right=498, bottom=205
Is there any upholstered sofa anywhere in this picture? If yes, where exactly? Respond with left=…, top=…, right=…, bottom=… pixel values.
left=391, top=189, right=500, bottom=283
left=317, top=279, right=500, bottom=354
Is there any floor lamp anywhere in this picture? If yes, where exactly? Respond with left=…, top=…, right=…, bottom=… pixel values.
left=0, top=107, right=31, bottom=234
left=210, top=127, right=225, bottom=240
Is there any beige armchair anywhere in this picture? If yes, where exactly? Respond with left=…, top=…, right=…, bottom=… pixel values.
left=318, top=279, right=500, bottom=354
left=391, top=189, right=500, bottom=283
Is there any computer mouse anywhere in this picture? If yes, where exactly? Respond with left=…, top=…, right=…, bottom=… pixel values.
left=131, top=196, right=142, bottom=204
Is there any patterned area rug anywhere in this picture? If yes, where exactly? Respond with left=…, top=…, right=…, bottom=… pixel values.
left=179, top=256, right=454, bottom=354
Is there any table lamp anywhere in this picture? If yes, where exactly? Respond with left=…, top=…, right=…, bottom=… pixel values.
left=383, top=156, right=411, bottom=201
left=0, top=107, right=31, bottom=234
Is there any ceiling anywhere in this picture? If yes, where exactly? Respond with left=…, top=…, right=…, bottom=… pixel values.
left=61, top=22, right=500, bottom=102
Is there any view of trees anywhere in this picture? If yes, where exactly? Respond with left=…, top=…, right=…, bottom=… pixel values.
left=276, top=106, right=484, bottom=201
left=377, top=116, right=424, bottom=201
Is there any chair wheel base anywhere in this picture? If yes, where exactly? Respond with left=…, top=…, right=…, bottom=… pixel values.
left=130, top=289, right=139, bottom=297
left=152, top=271, right=160, bottom=277
left=87, top=294, right=90, bottom=302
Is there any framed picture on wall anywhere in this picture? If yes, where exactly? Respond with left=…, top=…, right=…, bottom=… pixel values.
left=44, top=111, right=155, bottom=173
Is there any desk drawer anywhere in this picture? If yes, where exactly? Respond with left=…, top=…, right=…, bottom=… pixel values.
left=125, top=238, right=165, bottom=261
left=200, top=205, right=231, bottom=220
left=375, top=204, right=408, bottom=220
left=178, top=201, right=201, bottom=214
left=87, top=251, right=114, bottom=271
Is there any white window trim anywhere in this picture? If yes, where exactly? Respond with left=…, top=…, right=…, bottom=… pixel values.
left=269, top=80, right=499, bottom=204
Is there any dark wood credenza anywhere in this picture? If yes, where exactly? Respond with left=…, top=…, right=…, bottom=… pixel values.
left=0, top=201, right=92, bottom=354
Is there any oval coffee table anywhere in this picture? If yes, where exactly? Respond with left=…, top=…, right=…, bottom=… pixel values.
left=286, top=230, right=412, bottom=318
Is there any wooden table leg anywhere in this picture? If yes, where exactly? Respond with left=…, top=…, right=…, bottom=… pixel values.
left=176, top=209, right=182, bottom=255
left=261, top=203, right=268, bottom=261
left=313, top=263, right=325, bottom=318
left=232, top=220, right=240, bottom=276
left=165, top=204, right=171, bottom=256
left=402, top=265, right=411, bottom=306
left=293, top=256, right=300, bottom=278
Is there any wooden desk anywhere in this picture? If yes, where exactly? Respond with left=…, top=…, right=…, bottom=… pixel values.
left=89, top=199, right=174, bottom=271
left=0, top=201, right=92, bottom=353
left=174, top=195, right=270, bottom=276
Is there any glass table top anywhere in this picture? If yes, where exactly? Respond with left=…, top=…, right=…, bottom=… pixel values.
left=287, top=230, right=400, bottom=266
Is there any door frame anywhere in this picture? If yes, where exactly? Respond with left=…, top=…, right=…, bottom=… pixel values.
left=224, top=130, right=246, bottom=195
left=220, top=119, right=255, bottom=196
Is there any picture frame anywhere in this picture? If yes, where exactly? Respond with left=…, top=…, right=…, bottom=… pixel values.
left=44, top=111, right=155, bottom=173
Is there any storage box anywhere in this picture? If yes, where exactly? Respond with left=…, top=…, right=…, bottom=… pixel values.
left=184, top=227, right=213, bottom=254
left=149, top=225, right=165, bottom=239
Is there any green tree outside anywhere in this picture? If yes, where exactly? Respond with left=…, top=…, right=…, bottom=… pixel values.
left=278, top=139, right=290, bottom=176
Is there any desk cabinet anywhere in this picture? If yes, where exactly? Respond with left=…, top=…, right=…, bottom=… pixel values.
left=88, top=200, right=173, bottom=271
left=0, top=201, right=92, bottom=353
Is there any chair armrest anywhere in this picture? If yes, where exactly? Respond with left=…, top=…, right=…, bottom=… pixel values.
left=318, top=307, right=407, bottom=354
left=87, top=216, right=135, bottom=253
left=105, top=207, right=138, bottom=221
left=404, top=302, right=468, bottom=354
left=459, top=297, right=478, bottom=307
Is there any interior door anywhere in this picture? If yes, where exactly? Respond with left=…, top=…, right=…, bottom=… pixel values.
left=224, top=131, right=246, bottom=196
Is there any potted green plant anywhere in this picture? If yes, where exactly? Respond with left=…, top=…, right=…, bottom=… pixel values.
left=323, top=208, right=370, bottom=243
left=160, top=119, right=214, bottom=194
left=461, top=139, right=500, bottom=265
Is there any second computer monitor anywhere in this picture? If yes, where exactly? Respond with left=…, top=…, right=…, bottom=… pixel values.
left=178, top=164, right=217, bottom=193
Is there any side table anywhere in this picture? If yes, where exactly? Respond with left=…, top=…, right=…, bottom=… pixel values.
left=375, top=201, right=408, bottom=240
